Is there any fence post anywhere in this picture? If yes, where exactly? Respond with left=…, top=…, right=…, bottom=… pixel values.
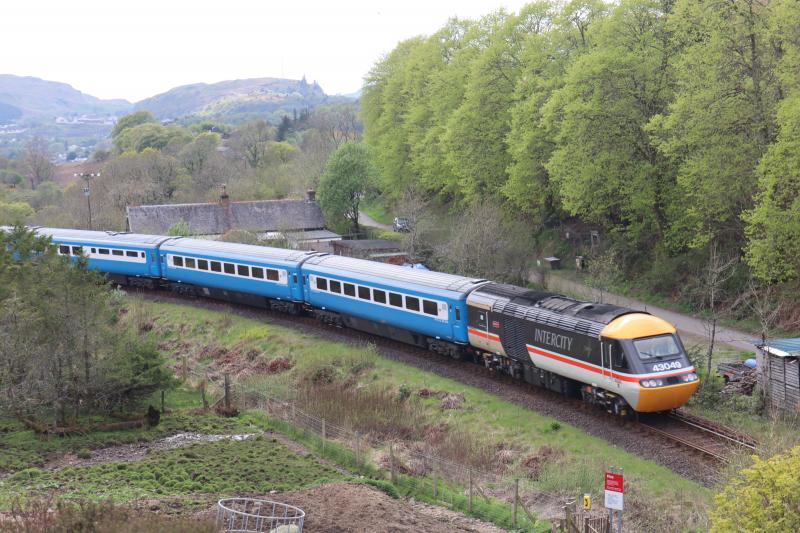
left=182, top=355, right=187, bottom=380
left=468, top=469, right=473, bottom=514
left=161, top=390, right=165, bottom=413
left=224, top=373, right=231, bottom=409
left=200, top=379, right=208, bottom=409
left=513, top=478, right=519, bottom=528
left=434, top=472, right=438, bottom=499
left=355, top=431, right=361, bottom=467
left=390, top=443, right=397, bottom=484
left=321, top=419, right=326, bottom=454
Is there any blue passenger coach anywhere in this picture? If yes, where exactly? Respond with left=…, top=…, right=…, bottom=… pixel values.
left=300, top=255, right=488, bottom=352
left=159, top=238, right=316, bottom=307
left=38, top=228, right=168, bottom=280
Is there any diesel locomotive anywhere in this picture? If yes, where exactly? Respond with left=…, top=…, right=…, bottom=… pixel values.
left=19, top=226, right=699, bottom=414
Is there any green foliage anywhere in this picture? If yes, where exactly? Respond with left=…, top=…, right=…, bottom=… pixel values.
left=318, top=142, right=377, bottom=233
left=114, top=123, right=191, bottom=154
left=710, top=446, right=800, bottom=532
left=0, top=436, right=343, bottom=504
left=0, top=201, right=34, bottom=225
left=167, top=221, right=191, bottom=237
left=112, top=111, right=156, bottom=140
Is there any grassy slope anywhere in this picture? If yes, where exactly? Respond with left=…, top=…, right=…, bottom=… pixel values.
left=136, top=297, right=709, bottom=517
left=0, top=435, right=343, bottom=505
left=361, top=199, right=393, bottom=225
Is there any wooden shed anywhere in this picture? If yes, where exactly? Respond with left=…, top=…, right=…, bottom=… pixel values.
left=754, top=338, right=800, bottom=413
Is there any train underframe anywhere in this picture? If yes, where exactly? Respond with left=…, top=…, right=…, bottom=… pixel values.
left=114, top=273, right=632, bottom=415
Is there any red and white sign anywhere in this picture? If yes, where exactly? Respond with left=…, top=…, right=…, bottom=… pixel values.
left=604, top=472, right=624, bottom=510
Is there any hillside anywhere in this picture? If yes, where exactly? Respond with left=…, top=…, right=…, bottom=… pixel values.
left=0, top=74, right=131, bottom=121
left=135, top=76, right=332, bottom=120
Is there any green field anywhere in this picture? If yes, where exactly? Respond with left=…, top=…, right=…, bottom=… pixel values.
left=129, top=296, right=711, bottom=530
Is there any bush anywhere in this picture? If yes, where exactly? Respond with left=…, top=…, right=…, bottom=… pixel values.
left=710, top=446, right=800, bottom=532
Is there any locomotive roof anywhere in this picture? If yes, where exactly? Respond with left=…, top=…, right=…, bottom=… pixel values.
left=160, top=237, right=317, bottom=263
left=473, top=283, right=640, bottom=336
left=303, top=254, right=488, bottom=294
left=35, top=227, right=171, bottom=246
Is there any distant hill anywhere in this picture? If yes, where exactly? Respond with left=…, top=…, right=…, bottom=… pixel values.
left=0, top=75, right=132, bottom=121
left=134, top=77, right=334, bottom=121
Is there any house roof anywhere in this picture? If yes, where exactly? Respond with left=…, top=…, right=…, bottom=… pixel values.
left=126, top=199, right=326, bottom=236
left=755, top=338, right=800, bottom=358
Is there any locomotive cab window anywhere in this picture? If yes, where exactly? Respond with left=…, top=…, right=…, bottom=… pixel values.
left=252, top=267, right=264, bottom=279
left=343, top=283, right=355, bottom=297
left=224, top=263, right=235, bottom=274
left=358, top=286, right=370, bottom=300
left=210, top=261, right=222, bottom=272
left=373, top=289, right=386, bottom=304
left=173, top=256, right=184, bottom=267
left=267, top=269, right=279, bottom=281
left=405, top=296, right=420, bottom=312
left=633, top=335, right=680, bottom=360
left=316, top=277, right=328, bottom=291
left=329, top=280, right=341, bottom=293
left=185, top=258, right=196, bottom=268
left=422, top=300, right=438, bottom=316
left=389, top=292, right=403, bottom=307
left=197, top=259, right=209, bottom=270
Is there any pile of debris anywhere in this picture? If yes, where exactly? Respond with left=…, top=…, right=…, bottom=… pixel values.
left=718, top=361, right=758, bottom=398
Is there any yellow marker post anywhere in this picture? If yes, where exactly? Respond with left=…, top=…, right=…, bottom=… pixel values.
left=583, top=493, right=591, bottom=510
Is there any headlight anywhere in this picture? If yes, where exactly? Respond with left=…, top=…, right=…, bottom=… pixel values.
left=680, top=373, right=698, bottom=382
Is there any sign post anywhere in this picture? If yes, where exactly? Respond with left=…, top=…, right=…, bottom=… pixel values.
left=604, top=468, right=624, bottom=533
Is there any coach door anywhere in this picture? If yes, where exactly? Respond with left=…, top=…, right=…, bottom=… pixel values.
left=601, top=339, right=622, bottom=390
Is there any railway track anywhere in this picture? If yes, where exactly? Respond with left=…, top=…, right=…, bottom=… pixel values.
left=637, top=409, right=758, bottom=464
left=130, top=288, right=755, bottom=483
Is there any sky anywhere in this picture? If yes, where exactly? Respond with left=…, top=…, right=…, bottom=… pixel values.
left=2, top=0, right=531, bottom=103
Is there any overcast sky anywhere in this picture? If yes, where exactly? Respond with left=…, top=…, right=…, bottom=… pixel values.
left=3, top=0, right=530, bottom=102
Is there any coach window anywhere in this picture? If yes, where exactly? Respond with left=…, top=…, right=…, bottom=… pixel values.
left=373, top=289, right=386, bottom=304
left=185, top=258, right=196, bottom=269
left=405, top=296, right=420, bottom=312
left=358, top=286, right=370, bottom=300
left=210, top=261, right=221, bottom=272
left=59, top=245, right=70, bottom=254
left=112, top=249, right=123, bottom=256
left=197, top=259, right=209, bottom=270
left=173, top=256, right=184, bottom=267
left=423, top=300, right=438, bottom=316
left=343, top=283, right=356, bottom=297
left=389, top=292, right=403, bottom=307
left=252, top=266, right=264, bottom=279
left=237, top=265, right=249, bottom=276
left=329, top=280, right=341, bottom=293
left=91, top=248, right=97, bottom=253
left=267, top=269, right=279, bottom=281
left=99, top=248, right=110, bottom=255
left=316, top=277, right=328, bottom=291
left=125, top=250, right=138, bottom=258
left=224, top=263, right=235, bottom=274
left=72, top=246, right=83, bottom=255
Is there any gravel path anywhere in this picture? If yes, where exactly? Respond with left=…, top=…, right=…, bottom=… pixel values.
left=358, top=210, right=394, bottom=232
left=543, top=273, right=757, bottom=354
left=135, top=291, right=722, bottom=487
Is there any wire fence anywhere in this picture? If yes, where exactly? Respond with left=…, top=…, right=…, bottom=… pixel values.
left=230, top=381, right=550, bottom=532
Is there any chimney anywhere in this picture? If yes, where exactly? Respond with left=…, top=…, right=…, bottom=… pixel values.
left=306, top=188, right=316, bottom=202
left=219, top=183, right=230, bottom=208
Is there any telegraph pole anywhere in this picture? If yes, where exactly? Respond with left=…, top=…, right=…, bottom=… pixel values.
left=74, top=172, right=99, bottom=230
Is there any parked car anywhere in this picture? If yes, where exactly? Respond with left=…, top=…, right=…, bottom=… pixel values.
left=393, top=217, right=410, bottom=232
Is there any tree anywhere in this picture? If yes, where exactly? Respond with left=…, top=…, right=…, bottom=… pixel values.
left=698, top=241, right=737, bottom=383
left=230, top=120, right=273, bottom=168
left=0, top=202, right=34, bottom=225
left=112, top=110, right=156, bottom=140
left=710, top=446, right=800, bottom=532
left=179, top=132, right=220, bottom=176
left=20, top=137, right=54, bottom=189
left=114, top=123, right=190, bottom=154
left=318, top=143, right=376, bottom=233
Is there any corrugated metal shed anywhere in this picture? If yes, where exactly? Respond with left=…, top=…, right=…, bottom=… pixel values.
left=754, top=338, right=800, bottom=412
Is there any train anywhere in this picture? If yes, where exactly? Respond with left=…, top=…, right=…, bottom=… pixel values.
left=21, top=227, right=699, bottom=414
